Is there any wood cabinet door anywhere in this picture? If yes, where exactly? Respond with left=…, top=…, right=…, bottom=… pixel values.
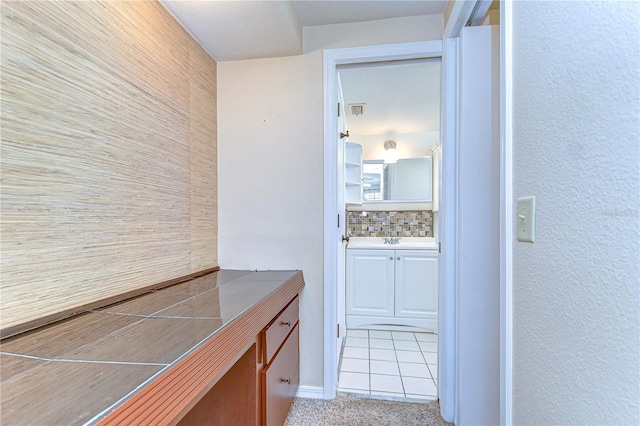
left=264, top=297, right=298, bottom=364
left=346, top=249, right=395, bottom=317
left=263, top=325, right=299, bottom=426
left=395, top=250, right=438, bottom=318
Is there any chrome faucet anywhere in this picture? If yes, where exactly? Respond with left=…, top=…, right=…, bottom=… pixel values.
left=383, top=237, right=402, bottom=245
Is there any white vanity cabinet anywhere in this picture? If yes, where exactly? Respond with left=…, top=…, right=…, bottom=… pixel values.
left=395, top=251, right=438, bottom=319
left=346, top=248, right=438, bottom=331
left=346, top=249, right=395, bottom=317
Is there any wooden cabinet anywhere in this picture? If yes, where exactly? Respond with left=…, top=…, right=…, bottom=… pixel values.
left=264, top=297, right=299, bottom=363
left=262, top=297, right=299, bottom=426
left=346, top=249, right=438, bottom=331
left=11, top=270, right=306, bottom=426
left=174, top=295, right=301, bottom=426
left=263, top=325, right=299, bottom=426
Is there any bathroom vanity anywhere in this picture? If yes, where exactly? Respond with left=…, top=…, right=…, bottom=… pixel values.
left=346, top=238, right=438, bottom=332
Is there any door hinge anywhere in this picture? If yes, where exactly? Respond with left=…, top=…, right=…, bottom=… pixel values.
left=439, top=242, right=442, bottom=253
left=337, top=324, right=340, bottom=338
left=338, top=102, right=340, bottom=117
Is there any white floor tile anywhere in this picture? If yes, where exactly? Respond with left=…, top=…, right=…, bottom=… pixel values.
left=392, top=331, right=416, bottom=341
left=418, top=341, right=438, bottom=352
left=393, top=340, right=421, bottom=352
left=347, top=329, right=368, bottom=338
left=341, top=357, right=369, bottom=373
left=343, top=346, right=369, bottom=359
left=370, top=360, right=400, bottom=375
left=402, top=376, right=438, bottom=396
left=339, top=328, right=440, bottom=400
left=370, top=374, right=404, bottom=393
left=398, top=362, right=431, bottom=379
left=422, top=352, right=438, bottom=364
left=369, top=330, right=392, bottom=340
left=369, top=338, right=395, bottom=349
left=414, top=333, right=438, bottom=342
left=427, top=364, right=438, bottom=378
left=396, top=350, right=425, bottom=363
left=338, top=371, right=369, bottom=390
left=345, top=337, right=369, bottom=348
left=369, top=348, right=396, bottom=361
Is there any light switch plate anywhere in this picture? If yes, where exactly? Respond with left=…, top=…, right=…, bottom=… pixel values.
left=516, top=196, right=536, bottom=243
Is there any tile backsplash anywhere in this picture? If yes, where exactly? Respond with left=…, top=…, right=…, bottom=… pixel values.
left=347, top=211, right=433, bottom=238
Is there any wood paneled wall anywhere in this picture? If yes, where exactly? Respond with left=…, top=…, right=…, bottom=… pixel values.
left=0, top=1, right=217, bottom=335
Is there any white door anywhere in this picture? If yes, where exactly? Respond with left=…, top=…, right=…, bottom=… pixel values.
left=346, top=249, right=395, bottom=318
left=336, top=74, right=347, bottom=361
left=395, top=250, right=438, bottom=318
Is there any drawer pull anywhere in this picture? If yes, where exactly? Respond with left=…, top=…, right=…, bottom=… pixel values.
left=281, top=321, right=292, bottom=327
left=281, top=377, right=292, bottom=384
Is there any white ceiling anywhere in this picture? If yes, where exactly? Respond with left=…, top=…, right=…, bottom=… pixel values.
left=159, top=0, right=447, bottom=61
left=293, top=1, right=448, bottom=26
left=340, top=60, right=441, bottom=160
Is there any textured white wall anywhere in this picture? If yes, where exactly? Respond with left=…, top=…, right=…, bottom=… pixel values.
left=512, top=2, right=640, bottom=424
left=218, top=15, right=443, bottom=388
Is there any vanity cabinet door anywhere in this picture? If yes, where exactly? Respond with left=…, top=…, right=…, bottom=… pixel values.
left=395, top=250, right=438, bottom=319
left=346, top=249, right=395, bottom=317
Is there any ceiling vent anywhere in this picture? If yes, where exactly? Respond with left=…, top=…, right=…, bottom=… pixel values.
left=348, top=103, right=366, bottom=116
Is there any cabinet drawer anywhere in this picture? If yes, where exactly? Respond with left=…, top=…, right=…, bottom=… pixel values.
left=263, top=324, right=299, bottom=426
left=264, top=297, right=298, bottom=363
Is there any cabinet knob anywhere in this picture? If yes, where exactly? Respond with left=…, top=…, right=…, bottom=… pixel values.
left=281, top=320, right=292, bottom=327
left=281, top=377, right=292, bottom=384
left=397, top=257, right=401, bottom=260
left=389, top=256, right=393, bottom=260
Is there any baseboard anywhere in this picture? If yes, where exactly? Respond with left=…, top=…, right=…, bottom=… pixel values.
left=296, top=385, right=325, bottom=399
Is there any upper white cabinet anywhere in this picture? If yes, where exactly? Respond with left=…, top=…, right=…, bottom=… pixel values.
left=346, top=248, right=438, bottom=331
left=345, top=142, right=362, bottom=205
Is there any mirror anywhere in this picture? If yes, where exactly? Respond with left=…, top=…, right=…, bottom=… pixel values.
left=339, top=58, right=440, bottom=204
left=363, top=157, right=432, bottom=201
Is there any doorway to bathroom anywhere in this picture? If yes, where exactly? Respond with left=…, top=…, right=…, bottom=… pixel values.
left=336, top=58, right=441, bottom=401
left=321, top=40, right=449, bottom=408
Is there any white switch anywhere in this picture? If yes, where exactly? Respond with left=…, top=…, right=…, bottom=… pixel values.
left=516, top=196, right=536, bottom=243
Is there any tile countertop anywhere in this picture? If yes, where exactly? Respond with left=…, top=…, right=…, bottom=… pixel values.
left=347, top=237, right=438, bottom=250
left=0, top=269, right=302, bottom=426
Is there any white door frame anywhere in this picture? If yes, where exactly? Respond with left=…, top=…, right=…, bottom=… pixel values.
left=439, top=36, right=459, bottom=424
left=443, top=2, right=513, bottom=424
left=323, top=5, right=513, bottom=422
left=500, top=2, right=514, bottom=424
left=322, top=40, right=443, bottom=400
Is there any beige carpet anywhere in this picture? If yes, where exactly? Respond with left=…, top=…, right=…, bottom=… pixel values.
left=285, top=394, right=451, bottom=426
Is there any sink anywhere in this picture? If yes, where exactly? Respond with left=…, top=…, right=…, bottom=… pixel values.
left=347, top=237, right=438, bottom=250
